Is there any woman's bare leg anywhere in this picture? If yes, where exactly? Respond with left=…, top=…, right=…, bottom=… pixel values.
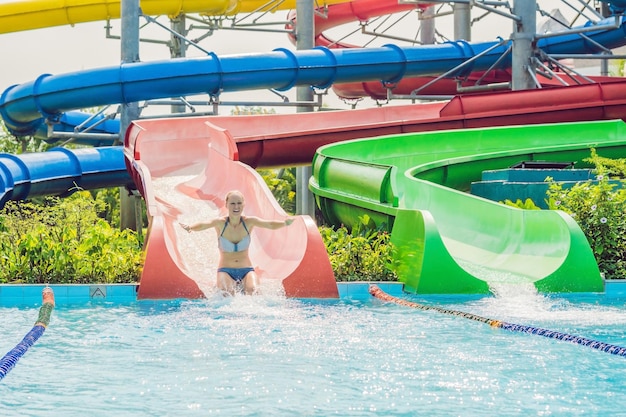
left=243, top=272, right=259, bottom=295
left=216, top=271, right=237, bottom=296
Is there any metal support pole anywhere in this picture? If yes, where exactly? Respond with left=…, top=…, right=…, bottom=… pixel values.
left=453, top=2, right=471, bottom=41
left=420, top=6, right=435, bottom=44
left=600, top=2, right=610, bottom=76
left=170, top=15, right=188, bottom=114
left=120, top=0, right=141, bottom=231
left=295, top=0, right=316, bottom=217
left=511, top=0, right=536, bottom=91
left=120, top=0, right=140, bottom=133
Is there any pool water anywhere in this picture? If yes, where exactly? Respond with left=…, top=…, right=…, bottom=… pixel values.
left=2, top=286, right=626, bottom=416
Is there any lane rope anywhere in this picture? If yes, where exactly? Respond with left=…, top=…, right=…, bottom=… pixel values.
left=369, top=284, right=626, bottom=357
left=0, top=287, right=55, bottom=381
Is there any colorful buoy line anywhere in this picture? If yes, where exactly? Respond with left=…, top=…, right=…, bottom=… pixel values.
left=369, top=284, right=626, bottom=357
left=0, top=287, right=55, bottom=381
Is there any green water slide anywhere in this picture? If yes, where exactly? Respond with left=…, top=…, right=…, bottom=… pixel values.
left=310, top=119, right=626, bottom=294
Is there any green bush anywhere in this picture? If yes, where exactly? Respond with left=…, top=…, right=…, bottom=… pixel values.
left=545, top=149, right=626, bottom=280
left=91, top=187, right=122, bottom=228
left=319, top=215, right=398, bottom=282
left=0, top=192, right=143, bottom=284
left=259, top=168, right=296, bottom=214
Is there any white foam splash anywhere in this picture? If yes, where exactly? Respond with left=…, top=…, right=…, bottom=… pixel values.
left=469, top=282, right=626, bottom=327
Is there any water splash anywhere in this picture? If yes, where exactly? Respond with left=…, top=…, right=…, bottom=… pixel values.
left=470, top=281, right=626, bottom=327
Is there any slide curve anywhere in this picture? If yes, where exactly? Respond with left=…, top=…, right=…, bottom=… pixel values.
left=310, top=119, right=626, bottom=294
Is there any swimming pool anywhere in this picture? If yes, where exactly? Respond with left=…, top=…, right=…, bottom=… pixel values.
left=2, top=284, right=626, bottom=416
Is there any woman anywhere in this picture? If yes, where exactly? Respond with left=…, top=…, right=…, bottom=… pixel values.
left=180, top=190, right=294, bottom=295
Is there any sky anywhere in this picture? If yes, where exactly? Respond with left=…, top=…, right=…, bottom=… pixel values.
left=0, top=1, right=607, bottom=115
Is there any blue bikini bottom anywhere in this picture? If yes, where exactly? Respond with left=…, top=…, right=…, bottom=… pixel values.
left=218, top=267, right=255, bottom=282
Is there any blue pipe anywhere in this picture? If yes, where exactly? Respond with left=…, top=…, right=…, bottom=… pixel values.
left=1, top=16, right=625, bottom=136
left=0, top=147, right=132, bottom=208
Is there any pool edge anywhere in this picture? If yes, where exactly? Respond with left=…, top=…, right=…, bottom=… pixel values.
left=1, top=280, right=625, bottom=306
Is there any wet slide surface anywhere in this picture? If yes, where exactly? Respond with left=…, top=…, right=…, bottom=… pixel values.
left=124, top=117, right=337, bottom=299
left=310, top=119, right=626, bottom=294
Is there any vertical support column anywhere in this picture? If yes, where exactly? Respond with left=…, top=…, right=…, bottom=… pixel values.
left=511, top=0, right=537, bottom=91
left=170, top=14, right=187, bottom=114
left=120, top=0, right=141, bottom=134
left=600, top=2, right=610, bottom=76
left=295, top=0, right=316, bottom=217
left=119, top=0, right=141, bottom=230
left=453, top=2, right=471, bottom=41
left=420, top=6, right=435, bottom=45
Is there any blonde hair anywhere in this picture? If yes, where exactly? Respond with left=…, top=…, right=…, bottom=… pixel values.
left=225, top=190, right=244, bottom=203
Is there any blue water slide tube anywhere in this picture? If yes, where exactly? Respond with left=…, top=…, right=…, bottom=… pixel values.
left=1, top=15, right=625, bottom=136
left=0, top=146, right=132, bottom=208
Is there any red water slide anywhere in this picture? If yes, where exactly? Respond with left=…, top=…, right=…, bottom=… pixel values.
left=226, top=80, right=626, bottom=167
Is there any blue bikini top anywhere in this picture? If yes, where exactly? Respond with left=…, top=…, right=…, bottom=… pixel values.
left=219, top=218, right=250, bottom=253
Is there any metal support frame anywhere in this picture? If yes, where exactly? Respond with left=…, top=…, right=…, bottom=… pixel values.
left=537, top=51, right=596, bottom=84
left=43, top=1, right=626, bottom=128
left=535, top=15, right=621, bottom=39
left=387, top=38, right=509, bottom=100
left=45, top=106, right=121, bottom=145
left=454, top=2, right=471, bottom=41
left=143, top=90, right=324, bottom=112
left=359, top=10, right=425, bottom=45
left=471, top=0, right=521, bottom=22
left=558, top=0, right=604, bottom=23
left=101, top=3, right=325, bottom=115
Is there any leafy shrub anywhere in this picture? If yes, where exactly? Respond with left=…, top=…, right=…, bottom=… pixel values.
left=0, top=192, right=143, bottom=284
left=259, top=168, right=296, bottom=214
left=91, top=187, right=122, bottom=228
left=545, top=149, right=626, bottom=280
left=319, top=215, right=397, bottom=282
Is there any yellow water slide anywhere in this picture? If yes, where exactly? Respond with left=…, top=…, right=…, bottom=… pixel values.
left=0, top=0, right=350, bottom=34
